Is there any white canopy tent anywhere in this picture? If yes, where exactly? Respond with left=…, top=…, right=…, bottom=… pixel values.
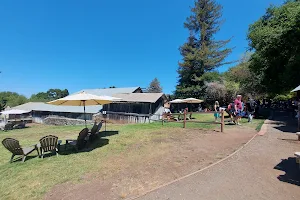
left=0, top=109, right=30, bottom=115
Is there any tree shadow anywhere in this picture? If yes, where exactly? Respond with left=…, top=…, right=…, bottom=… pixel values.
left=274, top=157, right=300, bottom=186
left=273, top=121, right=298, bottom=133
left=278, top=138, right=300, bottom=144
left=268, top=110, right=298, bottom=133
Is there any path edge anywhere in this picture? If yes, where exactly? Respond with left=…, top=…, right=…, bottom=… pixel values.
left=126, top=121, right=268, bottom=200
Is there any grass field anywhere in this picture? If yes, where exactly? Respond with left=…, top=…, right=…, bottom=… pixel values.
left=0, top=114, right=264, bottom=200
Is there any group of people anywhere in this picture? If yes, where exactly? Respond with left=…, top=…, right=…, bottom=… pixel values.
left=214, top=95, right=257, bottom=125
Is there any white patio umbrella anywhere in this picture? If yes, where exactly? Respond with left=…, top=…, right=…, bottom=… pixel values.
left=183, top=98, right=204, bottom=103
left=169, top=99, right=187, bottom=113
left=291, top=85, right=300, bottom=92
left=169, top=99, right=186, bottom=103
left=47, top=91, right=121, bottom=127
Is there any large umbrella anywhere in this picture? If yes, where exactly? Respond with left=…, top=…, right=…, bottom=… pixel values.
left=183, top=98, right=203, bottom=103
left=291, top=85, right=300, bottom=92
left=169, top=99, right=186, bottom=103
left=169, top=99, right=186, bottom=112
left=47, top=91, right=121, bottom=127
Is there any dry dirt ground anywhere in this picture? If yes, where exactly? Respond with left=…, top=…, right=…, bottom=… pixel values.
left=45, top=126, right=257, bottom=200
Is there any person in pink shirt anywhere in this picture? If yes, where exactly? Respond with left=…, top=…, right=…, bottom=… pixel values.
left=234, top=95, right=243, bottom=125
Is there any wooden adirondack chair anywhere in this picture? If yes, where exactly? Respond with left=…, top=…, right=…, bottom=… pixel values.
left=96, top=122, right=103, bottom=133
left=3, top=123, right=14, bottom=131
left=89, top=122, right=103, bottom=142
left=65, top=128, right=89, bottom=151
left=38, top=135, right=62, bottom=158
left=2, top=138, right=38, bottom=163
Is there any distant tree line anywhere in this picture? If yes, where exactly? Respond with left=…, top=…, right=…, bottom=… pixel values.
left=0, top=89, right=69, bottom=111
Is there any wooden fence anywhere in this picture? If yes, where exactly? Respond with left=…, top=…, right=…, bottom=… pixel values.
left=161, top=110, right=225, bottom=133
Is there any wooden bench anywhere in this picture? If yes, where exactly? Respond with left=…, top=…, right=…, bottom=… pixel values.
left=295, top=152, right=300, bottom=169
left=297, top=132, right=300, bottom=141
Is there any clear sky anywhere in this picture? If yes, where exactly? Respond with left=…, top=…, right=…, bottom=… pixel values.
left=0, top=0, right=284, bottom=97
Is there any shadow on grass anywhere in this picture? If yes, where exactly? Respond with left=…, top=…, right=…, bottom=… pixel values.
left=59, top=137, right=110, bottom=156
left=274, top=157, right=300, bottom=186
left=98, top=131, right=119, bottom=137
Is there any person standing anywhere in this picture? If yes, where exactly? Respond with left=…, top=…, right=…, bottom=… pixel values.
left=214, top=101, right=220, bottom=122
left=234, top=95, right=243, bottom=125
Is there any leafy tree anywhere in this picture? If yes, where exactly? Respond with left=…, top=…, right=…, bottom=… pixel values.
left=29, top=92, right=49, bottom=102
left=147, top=78, right=163, bottom=93
left=199, top=71, right=223, bottom=83
left=0, top=92, right=28, bottom=107
left=0, top=98, right=7, bottom=111
left=30, top=89, right=69, bottom=102
left=205, top=82, right=227, bottom=104
left=248, top=0, right=300, bottom=95
left=224, top=56, right=263, bottom=98
left=175, top=0, right=232, bottom=98
left=47, top=89, right=69, bottom=100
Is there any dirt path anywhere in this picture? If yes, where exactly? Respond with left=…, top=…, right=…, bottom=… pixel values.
left=136, top=112, right=300, bottom=200
left=45, top=126, right=256, bottom=200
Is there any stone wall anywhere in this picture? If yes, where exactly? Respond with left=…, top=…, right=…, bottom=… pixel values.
left=43, top=116, right=92, bottom=126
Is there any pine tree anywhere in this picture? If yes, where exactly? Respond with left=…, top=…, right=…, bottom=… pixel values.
left=175, top=0, right=232, bottom=98
left=147, top=78, right=163, bottom=93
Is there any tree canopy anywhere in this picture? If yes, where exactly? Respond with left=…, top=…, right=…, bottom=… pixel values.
left=0, top=89, right=70, bottom=110
left=0, top=92, right=28, bottom=108
left=175, top=0, right=232, bottom=98
left=147, top=78, right=163, bottom=93
left=248, top=0, right=300, bottom=95
left=30, top=89, right=69, bottom=102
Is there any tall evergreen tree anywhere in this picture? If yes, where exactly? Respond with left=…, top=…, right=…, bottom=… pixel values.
left=147, top=78, right=163, bottom=93
left=175, top=0, right=232, bottom=98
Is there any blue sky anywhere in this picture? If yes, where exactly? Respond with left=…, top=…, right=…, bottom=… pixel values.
left=0, top=0, right=284, bottom=97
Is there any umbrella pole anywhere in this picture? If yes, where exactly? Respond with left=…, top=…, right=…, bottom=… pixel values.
left=83, top=101, right=87, bottom=128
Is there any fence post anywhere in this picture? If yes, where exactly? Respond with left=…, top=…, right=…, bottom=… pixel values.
left=298, top=102, right=300, bottom=131
left=161, top=114, right=164, bottom=126
left=183, top=110, right=186, bottom=128
left=221, top=110, right=224, bottom=133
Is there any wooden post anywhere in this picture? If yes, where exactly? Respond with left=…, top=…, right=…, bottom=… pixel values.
left=298, top=102, right=300, bottom=131
left=221, top=110, right=224, bottom=133
left=183, top=109, right=186, bottom=128
left=161, top=114, right=164, bottom=126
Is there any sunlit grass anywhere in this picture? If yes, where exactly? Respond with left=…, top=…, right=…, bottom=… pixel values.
left=0, top=121, right=214, bottom=200
left=0, top=116, right=263, bottom=199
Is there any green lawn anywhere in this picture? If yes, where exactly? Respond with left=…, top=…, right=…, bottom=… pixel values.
left=0, top=121, right=214, bottom=200
left=0, top=116, right=264, bottom=200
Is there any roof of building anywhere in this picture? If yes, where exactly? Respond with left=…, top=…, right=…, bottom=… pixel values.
left=13, top=102, right=101, bottom=114
left=291, top=85, right=300, bottom=92
left=112, top=93, right=166, bottom=103
left=75, top=87, right=141, bottom=96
